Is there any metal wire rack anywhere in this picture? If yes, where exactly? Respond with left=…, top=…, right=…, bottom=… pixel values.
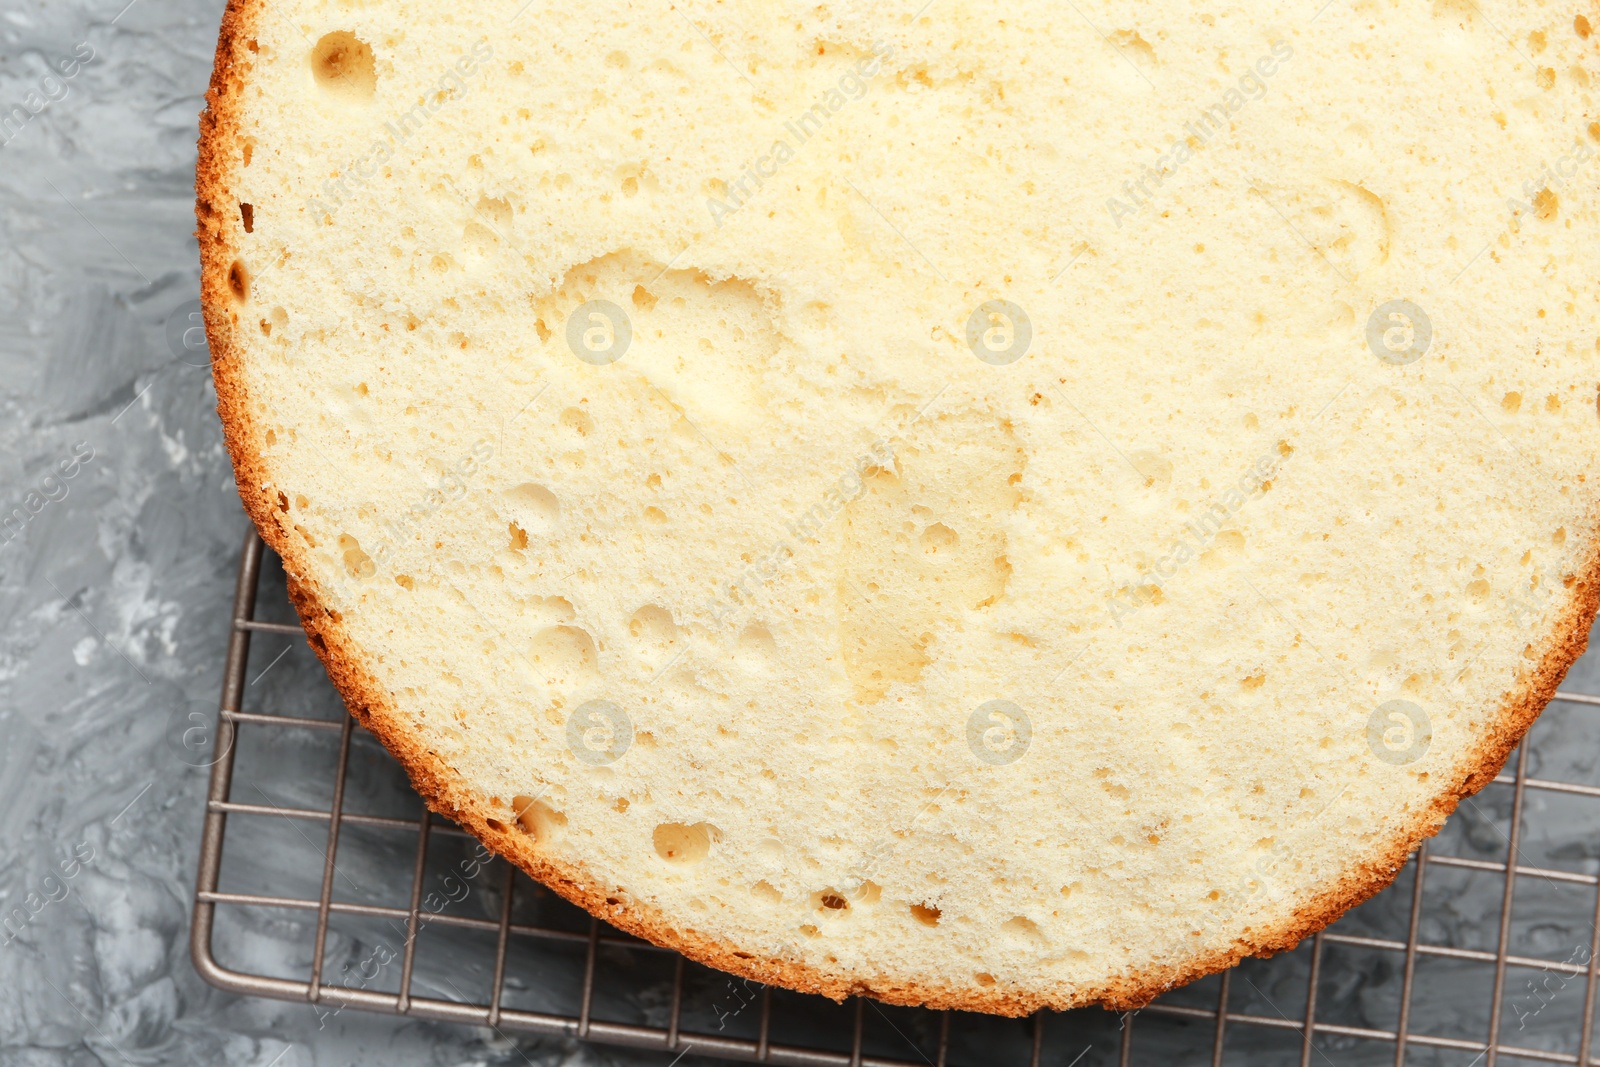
left=192, top=528, right=1600, bottom=1066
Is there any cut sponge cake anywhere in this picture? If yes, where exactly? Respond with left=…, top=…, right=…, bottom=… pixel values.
left=198, top=0, right=1600, bottom=1013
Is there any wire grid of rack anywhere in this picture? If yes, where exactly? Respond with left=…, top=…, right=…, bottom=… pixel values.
left=192, top=528, right=1600, bottom=1066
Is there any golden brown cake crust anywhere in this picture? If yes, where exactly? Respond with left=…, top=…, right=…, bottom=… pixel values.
left=196, top=0, right=1600, bottom=1015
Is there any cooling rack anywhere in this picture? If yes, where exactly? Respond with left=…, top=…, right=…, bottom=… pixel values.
left=191, top=528, right=1600, bottom=1066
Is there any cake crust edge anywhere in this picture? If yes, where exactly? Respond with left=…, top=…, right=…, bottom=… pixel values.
left=195, top=0, right=1600, bottom=1016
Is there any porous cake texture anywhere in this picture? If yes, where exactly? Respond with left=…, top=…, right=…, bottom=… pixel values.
left=198, top=0, right=1600, bottom=1013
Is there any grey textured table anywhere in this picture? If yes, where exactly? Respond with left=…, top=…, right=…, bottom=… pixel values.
left=3, top=2, right=1598, bottom=1066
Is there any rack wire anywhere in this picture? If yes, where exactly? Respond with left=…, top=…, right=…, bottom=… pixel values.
left=192, top=528, right=1600, bottom=1065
